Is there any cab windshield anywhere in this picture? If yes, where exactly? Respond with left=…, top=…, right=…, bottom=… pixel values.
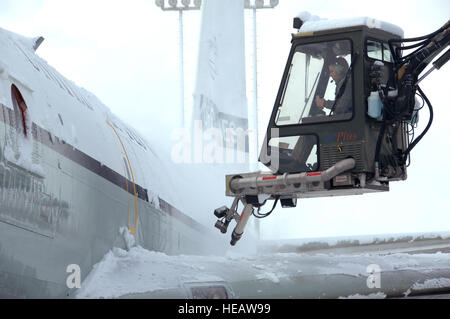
left=275, top=39, right=353, bottom=125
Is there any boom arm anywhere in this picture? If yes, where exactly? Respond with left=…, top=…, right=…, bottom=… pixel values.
left=389, top=20, right=450, bottom=121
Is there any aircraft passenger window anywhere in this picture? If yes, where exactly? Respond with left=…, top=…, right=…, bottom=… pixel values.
left=275, top=39, right=353, bottom=126
left=268, top=135, right=318, bottom=173
left=11, top=84, right=28, bottom=137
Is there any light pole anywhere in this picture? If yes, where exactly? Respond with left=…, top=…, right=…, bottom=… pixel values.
left=244, top=0, right=279, bottom=170
left=155, top=0, right=202, bottom=127
left=244, top=0, right=279, bottom=239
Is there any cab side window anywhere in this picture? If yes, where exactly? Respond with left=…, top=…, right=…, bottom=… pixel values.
left=366, top=39, right=394, bottom=63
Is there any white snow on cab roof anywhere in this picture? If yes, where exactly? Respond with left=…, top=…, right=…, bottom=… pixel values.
left=296, top=11, right=404, bottom=37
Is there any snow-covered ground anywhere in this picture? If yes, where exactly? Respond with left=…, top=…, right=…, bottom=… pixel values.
left=260, top=231, right=450, bottom=254
left=76, top=230, right=450, bottom=299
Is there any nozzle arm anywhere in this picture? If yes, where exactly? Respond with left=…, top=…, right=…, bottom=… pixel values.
left=230, top=203, right=254, bottom=246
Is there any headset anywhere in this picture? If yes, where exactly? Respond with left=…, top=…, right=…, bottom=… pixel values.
left=334, top=57, right=349, bottom=76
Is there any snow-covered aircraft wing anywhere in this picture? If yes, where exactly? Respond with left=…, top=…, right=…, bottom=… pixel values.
left=76, top=231, right=450, bottom=299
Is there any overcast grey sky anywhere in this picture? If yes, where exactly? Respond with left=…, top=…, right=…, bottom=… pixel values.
left=1, top=0, right=449, bottom=239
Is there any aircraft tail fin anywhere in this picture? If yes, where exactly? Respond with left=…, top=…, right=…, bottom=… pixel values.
left=192, top=0, right=248, bottom=138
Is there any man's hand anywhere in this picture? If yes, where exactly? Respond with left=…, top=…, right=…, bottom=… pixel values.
left=315, top=96, right=325, bottom=109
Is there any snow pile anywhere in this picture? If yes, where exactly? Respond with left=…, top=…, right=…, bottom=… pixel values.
left=295, top=11, right=404, bottom=37
left=412, top=278, right=450, bottom=290
left=255, top=272, right=282, bottom=283
left=76, top=246, right=225, bottom=299
left=296, top=11, right=323, bottom=23
left=119, top=227, right=136, bottom=251
left=404, top=278, right=450, bottom=297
